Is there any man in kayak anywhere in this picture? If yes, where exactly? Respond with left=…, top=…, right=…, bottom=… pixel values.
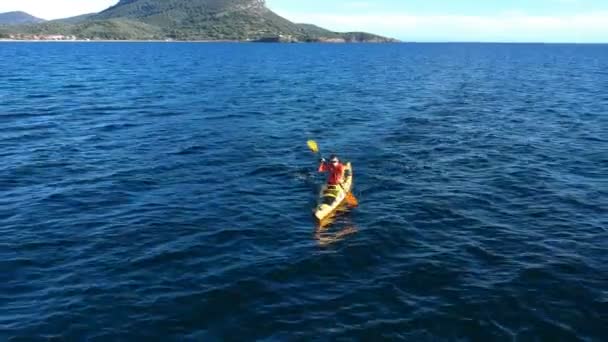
left=318, top=154, right=345, bottom=185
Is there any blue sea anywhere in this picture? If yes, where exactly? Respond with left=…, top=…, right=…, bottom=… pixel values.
left=1, top=42, right=606, bottom=340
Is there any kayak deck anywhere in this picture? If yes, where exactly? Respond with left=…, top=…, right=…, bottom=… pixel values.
left=314, top=162, right=353, bottom=222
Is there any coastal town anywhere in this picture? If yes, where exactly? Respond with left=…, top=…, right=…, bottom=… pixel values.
left=1, top=34, right=80, bottom=41
left=0, top=33, right=358, bottom=43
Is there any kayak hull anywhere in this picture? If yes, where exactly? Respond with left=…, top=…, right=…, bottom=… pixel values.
left=314, top=162, right=353, bottom=222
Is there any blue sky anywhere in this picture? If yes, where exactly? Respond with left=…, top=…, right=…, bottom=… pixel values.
left=269, top=0, right=606, bottom=16
left=267, top=0, right=608, bottom=42
left=1, top=0, right=607, bottom=42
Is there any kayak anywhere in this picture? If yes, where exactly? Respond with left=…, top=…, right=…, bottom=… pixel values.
left=314, top=162, right=353, bottom=222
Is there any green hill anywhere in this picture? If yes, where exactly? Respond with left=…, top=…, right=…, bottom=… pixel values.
left=0, top=11, right=45, bottom=25
left=52, top=13, right=96, bottom=25
left=0, top=0, right=397, bottom=42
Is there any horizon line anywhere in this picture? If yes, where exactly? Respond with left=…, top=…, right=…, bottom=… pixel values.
left=1, top=39, right=607, bottom=44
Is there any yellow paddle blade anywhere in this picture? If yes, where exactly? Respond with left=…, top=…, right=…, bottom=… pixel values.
left=345, top=192, right=359, bottom=207
left=307, top=140, right=319, bottom=154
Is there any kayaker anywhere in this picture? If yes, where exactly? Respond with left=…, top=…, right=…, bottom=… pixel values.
left=318, top=154, right=345, bottom=185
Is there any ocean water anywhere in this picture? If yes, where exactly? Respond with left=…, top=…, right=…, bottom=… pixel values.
left=0, top=42, right=606, bottom=340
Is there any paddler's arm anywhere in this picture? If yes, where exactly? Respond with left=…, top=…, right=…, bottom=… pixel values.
left=318, top=158, right=327, bottom=172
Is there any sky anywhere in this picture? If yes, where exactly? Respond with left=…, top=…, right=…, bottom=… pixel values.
left=0, top=0, right=607, bottom=42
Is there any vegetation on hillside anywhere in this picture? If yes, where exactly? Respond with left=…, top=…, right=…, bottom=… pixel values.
left=0, top=11, right=45, bottom=25
left=0, top=0, right=397, bottom=42
left=52, top=13, right=96, bottom=25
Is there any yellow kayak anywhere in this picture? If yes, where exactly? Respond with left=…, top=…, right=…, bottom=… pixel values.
left=314, top=162, right=353, bottom=222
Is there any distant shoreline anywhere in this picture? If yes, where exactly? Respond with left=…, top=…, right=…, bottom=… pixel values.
left=0, top=39, right=605, bottom=44
left=0, top=39, right=242, bottom=43
left=0, top=39, right=393, bottom=43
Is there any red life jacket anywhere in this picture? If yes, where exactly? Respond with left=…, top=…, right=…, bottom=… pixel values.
left=318, top=162, right=345, bottom=185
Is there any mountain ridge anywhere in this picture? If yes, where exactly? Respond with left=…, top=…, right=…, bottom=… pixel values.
left=0, top=11, right=46, bottom=25
left=0, top=0, right=397, bottom=42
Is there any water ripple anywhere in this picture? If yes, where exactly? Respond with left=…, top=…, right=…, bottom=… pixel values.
left=0, top=42, right=606, bottom=340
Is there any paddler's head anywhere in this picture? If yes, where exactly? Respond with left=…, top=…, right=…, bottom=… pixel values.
left=329, top=155, right=339, bottom=165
